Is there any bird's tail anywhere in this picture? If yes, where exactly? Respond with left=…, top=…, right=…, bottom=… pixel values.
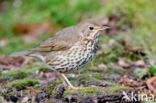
left=8, top=50, right=33, bottom=57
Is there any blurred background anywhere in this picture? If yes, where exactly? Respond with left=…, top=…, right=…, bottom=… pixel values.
left=0, top=0, right=156, bottom=102
left=0, top=0, right=156, bottom=55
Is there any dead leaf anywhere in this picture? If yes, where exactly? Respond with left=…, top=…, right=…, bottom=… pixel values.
left=0, top=56, right=25, bottom=69
left=13, top=21, right=54, bottom=36
left=124, top=45, right=141, bottom=52
left=13, top=21, right=55, bottom=43
left=119, top=76, right=145, bottom=87
left=135, top=60, right=145, bottom=67
left=146, top=76, right=156, bottom=93
left=22, top=57, right=35, bottom=66
left=118, top=58, right=130, bottom=68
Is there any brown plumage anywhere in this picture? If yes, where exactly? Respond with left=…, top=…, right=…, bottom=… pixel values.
left=9, top=20, right=109, bottom=90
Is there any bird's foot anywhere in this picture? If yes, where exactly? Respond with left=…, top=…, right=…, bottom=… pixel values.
left=68, top=85, right=82, bottom=90
left=68, top=86, right=92, bottom=90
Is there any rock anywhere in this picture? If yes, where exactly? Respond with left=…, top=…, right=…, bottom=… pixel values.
left=98, top=64, right=107, bottom=69
left=10, top=95, right=18, bottom=102
left=0, top=39, right=8, bottom=47
left=22, top=97, right=29, bottom=103
left=108, top=39, right=116, bottom=46
left=35, top=92, right=48, bottom=103
left=54, top=84, right=65, bottom=99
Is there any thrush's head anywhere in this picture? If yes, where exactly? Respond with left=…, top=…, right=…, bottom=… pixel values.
left=77, top=20, right=109, bottom=40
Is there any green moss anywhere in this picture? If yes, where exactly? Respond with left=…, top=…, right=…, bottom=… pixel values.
left=5, top=92, right=14, bottom=98
left=80, top=67, right=105, bottom=73
left=92, top=73, right=103, bottom=79
left=0, top=69, right=2, bottom=76
left=64, top=89, right=72, bottom=94
left=106, top=69, right=113, bottom=75
left=111, top=86, right=132, bottom=93
left=46, top=81, right=62, bottom=95
left=4, top=70, right=28, bottom=80
left=149, top=65, right=156, bottom=76
left=11, top=78, right=39, bottom=90
left=39, top=67, right=51, bottom=72
left=26, top=63, right=39, bottom=70
left=65, top=87, right=106, bottom=95
left=113, top=69, right=124, bottom=76
left=79, top=67, right=89, bottom=73
left=134, top=68, right=148, bottom=79
left=76, top=74, right=91, bottom=85
left=80, top=87, right=105, bottom=95
left=146, top=101, right=156, bottom=103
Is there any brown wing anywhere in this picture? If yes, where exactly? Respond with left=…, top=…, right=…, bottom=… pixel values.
left=33, top=26, right=81, bottom=52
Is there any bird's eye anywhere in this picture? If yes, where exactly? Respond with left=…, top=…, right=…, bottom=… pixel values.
left=89, top=27, right=94, bottom=30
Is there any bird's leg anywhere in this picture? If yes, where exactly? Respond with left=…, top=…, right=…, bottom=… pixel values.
left=58, top=72, right=81, bottom=90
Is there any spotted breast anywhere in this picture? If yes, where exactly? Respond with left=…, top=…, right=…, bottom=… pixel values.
left=45, top=35, right=100, bottom=73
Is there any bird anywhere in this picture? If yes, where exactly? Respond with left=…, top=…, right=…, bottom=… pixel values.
left=9, top=20, right=109, bottom=90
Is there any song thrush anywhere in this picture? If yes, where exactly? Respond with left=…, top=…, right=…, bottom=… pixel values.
left=9, top=20, right=109, bottom=90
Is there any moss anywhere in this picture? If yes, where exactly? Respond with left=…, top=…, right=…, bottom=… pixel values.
left=46, top=81, right=62, bottom=95
left=65, top=87, right=106, bottom=95
left=134, top=68, right=148, bottom=79
left=39, top=67, right=51, bottom=72
left=5, top=92, right=14, bottom=98
left=4, top=70, right=28, bottom=80
left=106, top=69, right=113, bottom=75
left=92, top=73, right=103, bottom=79
left=11, top=78, right=39, bottom=90
left=149, top=65, right=156, bottom=76
left=27, top=63, right=51, bottom=72
left=0, top=69, right=2, bottom=76
left=76, top=74, right=91, bottom=85
left=80, top=67, right=105, bottom=73
left=113, top=69, right=124, bottom=76
left=111, top=86, right=132, bottom=93
left=79, top=67, right=89, bottom=73
left=80, top=87, right=105, bottom=95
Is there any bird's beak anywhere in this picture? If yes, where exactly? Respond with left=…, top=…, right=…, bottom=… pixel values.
left=96, top=25, right=110, bottom=31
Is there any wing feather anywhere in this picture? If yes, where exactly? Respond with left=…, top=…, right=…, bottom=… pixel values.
left=34, top=26, right=81, bottom=52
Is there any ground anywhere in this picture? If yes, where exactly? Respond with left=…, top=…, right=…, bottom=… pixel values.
left=0, top=0, right=156, bottom=103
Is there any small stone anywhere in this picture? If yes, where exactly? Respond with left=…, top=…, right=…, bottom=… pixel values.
left=0, top=39, right=8, bottom=47
left=118, top=59, right=130, bottom=68
left=2, top=70, right=8, bottom=74
left=35, top=70, right=39, bottom=74
left=10, top=95, right=18, bottom=102
left=54, top=84, right=65, bottom=99
left=6, top=87, right=13, bottom=93
left=108, top=39, right=116, bottom=46
left=22, top=97, right=29, bottom=103
left=98, top=64, right=107, bottom=69
left=135, top=60, right=145, bottom=66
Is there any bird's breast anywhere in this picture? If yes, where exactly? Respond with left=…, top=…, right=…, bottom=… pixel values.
left=46, top=38, right=99, bottom=73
